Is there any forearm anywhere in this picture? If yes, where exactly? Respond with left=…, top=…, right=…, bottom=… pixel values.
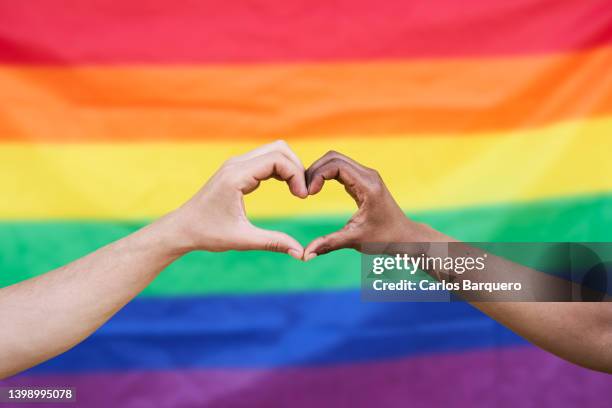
left=0, top=212, right=188, bottom=378
left=0, top=141, right=308, bottom=379
left=473, top=301, right=612, bottom=373
left=406, top=222, right=612, bottom=373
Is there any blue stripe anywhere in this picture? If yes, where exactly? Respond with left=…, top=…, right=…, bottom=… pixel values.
left=28, top=290, right=525, bottom=373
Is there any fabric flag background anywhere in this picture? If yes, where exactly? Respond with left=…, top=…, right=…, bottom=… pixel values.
left=1, top=0, right=612, bottom=406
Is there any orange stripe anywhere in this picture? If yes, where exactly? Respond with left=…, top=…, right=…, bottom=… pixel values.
left=2, top=47, right=612, bottom=142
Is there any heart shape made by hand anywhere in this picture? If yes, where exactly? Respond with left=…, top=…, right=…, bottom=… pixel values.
left=176, top=141, right=412, bottom=262
left=300, top=150, right=411, bottom=261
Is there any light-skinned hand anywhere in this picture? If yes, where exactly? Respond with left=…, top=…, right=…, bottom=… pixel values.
left=165, top=141, right=307, bottom=260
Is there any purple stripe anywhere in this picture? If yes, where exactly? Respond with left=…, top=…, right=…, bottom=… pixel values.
left=2, top=346, right=609, bottom=408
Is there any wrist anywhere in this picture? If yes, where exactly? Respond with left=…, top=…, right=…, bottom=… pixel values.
left=147, top=210, right=198, bottom=258
left=400, top=219, right=450, bottom=243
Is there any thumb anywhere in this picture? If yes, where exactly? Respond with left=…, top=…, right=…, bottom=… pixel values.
left=243, top=225, right=304, bottom=260
left=304, top=228, right=357, bottom=261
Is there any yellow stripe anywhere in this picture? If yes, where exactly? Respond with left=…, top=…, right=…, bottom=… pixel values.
left=1, top=117, right=611, bottom=220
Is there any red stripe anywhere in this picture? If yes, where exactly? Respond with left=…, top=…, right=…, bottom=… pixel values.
left=1, top=0, right=611, bottom=64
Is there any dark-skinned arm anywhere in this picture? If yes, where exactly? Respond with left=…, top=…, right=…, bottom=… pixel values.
left=303, top=151, right=612, bottom=374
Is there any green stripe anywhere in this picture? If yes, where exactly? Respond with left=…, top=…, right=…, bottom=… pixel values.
left=1, top=194, right=611, bottom=296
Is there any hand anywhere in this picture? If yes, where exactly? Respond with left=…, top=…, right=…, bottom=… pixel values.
left=303, top=151, right=437, bottom=260
left=165, top=141, right=307, bottom=259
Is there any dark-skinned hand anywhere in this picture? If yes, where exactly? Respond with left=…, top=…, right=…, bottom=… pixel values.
left=303, top=151, right=439, bottom=260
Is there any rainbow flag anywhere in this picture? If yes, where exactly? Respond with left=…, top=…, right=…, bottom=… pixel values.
left=1, top=0, right=611, bottom=406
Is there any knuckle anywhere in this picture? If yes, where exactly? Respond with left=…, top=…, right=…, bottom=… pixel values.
left=364, top=173, right=384, bottom=194
left=365, top=166, right=382, bottom=181
left=324, top=150, right=340, bottom=159
left=224, top=161, right=239, bottom=171
left=315, top=238, right=335, bottom=255
left=366, top=180, right=384, bottom=194
left=217, top=166, right=240, bottom=183
left=223, top=156, right=237, bottom=166
left=264, top=240, right=282, bottom=252
left=274, top=139, right=288, bottom=147
left=364, top=165, right=379, bottom=176
left=216, top=166, right=230, bottom=177
left=268, top=151, right=288, bottom=166
left=327, top=157, right=346, bottom=168
left=316, top=244, right=332, bottom=255
left=268, top=150, right=284, bottom=160
left=272, top=140, right=291, bottom=153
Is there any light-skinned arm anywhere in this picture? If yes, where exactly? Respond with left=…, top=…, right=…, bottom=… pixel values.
left=0, top=141, right=307, bottom=379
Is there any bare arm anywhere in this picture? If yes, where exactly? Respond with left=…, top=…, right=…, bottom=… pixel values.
left=302, top=150, right=612, bottom=374
left=0, top=141, right=307, bottom=379
left=0, top=216, right=185, bottom=379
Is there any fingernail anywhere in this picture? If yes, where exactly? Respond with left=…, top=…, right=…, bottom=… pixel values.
left=305, top=252, right=317, bottom=261
left=288, top=249, right=302, bottom=260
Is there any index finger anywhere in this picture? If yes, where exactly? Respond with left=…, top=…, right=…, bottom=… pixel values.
left=228, top=140, right=304, bottom=171
left=239, top=151, right=308, bottom=198
left=306, top=150, right=370, bottom=183
left=305, top=157, right=366, bottom=203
